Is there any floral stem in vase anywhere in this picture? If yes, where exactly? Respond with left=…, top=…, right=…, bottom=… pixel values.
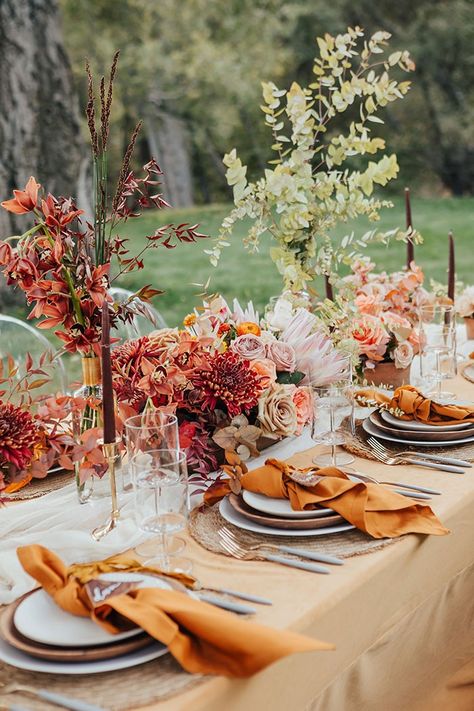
left=75, top=355, right=102, bottom=503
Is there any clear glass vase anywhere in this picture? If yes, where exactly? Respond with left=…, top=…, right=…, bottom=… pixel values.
left=74, top=356, right=110, bottom=504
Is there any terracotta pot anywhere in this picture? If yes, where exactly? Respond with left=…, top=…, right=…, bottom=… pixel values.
left=464, top=317, right=474, bottom=340
left=363, top=362, right=410, bottom=389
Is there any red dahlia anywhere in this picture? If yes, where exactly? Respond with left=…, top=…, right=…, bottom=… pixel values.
left=191, top=351, right=263, bottom=417
left=0, top=402, right=39, bottom=470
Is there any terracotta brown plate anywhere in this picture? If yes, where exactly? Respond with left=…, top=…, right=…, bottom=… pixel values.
left=228, top=493, right=345, bottom=530
left=369, top=411, right=474, bottom=443
left=0, top=595, right=154, bottom=662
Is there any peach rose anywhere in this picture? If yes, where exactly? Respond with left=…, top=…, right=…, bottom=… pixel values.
left=292, top=386, right=312, bottom=435
left=354, top=293, right=383, bottom=316
left=265, top=340, right=297, bottom=372
left=381, top=311, right=412, bottom=340
left=258, top=384, right=298, bottom=439
left=392, top=341, right=414, bottom=369
left=351, top=315, right=389, bottom=362
left=231, top=333, right=266, bottom=361
left=250, top=359, right=277, bottom=389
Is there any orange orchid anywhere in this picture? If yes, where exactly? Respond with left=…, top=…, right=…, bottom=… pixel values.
left=1, top=176, right=40, bottom=214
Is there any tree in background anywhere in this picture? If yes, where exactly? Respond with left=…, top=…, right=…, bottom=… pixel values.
left=0, top=0, right=84, bottom=308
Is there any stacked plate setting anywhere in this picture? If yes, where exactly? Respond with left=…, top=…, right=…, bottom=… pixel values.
left=0, top=573, right=175, bottom=674
left=219, top=491, right=354, bottom=537
left=363, top=409, right=474, bottom=447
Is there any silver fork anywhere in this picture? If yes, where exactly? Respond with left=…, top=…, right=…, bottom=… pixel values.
left=218, top=528, right=335, bottom=574
left=220, top=526, right=344, bottom=565
left=368, top=437, right=471, bottom=468
left=367, top=437, right=466, bottom=474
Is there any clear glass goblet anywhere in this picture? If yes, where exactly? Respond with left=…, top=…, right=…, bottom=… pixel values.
left=131, top=448, right=191, bottom=574
left=311, top=383, right=355, bottom=467
left=419, top=304, right=457, bottom=402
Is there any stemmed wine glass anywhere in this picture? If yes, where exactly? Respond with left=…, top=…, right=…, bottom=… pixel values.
left=311, top=383, right=355, bottom=467
left=131, top=448, right=191, bottom=574
left=418, top=304, right=457, bottom=402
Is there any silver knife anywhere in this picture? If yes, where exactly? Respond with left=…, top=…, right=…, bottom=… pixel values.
left=406, top=458, right=465, bottom=474
left=263, top=554, right=330, bottom=574
left=388, top=481, right=441, bottom=495
left=207, top=587, right=272, bottom=605
left=410, top=452, right=472, bottom=468
left=275, top=546, right=344, bottom=565
left=392, top=488, right=432, bottom=500
left=197, top=593, right=256, bottom=614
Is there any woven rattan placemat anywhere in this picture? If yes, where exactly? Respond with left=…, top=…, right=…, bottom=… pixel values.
left=344, top=420, right=474, bottom=462
left=189, top=504, right=398, bottom=559
left=0, top=651, right=206, bottom=710
left=6, top=469, right=73, bottom=501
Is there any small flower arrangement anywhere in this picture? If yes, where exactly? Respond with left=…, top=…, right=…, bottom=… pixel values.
left=0, top=53, right=206, bottom=357
left=0, top=354, right=106, bottom=495
left=110, top=295, right=348, bottom=483
left=322, top=260, right=429, bottom=376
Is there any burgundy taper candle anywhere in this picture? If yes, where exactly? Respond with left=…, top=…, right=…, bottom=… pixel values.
left=324, top=274, right=334, bottom=301
left=405, top=187, right=414, bottom=268
left=448, top=231, right=455, bottom=302
left=101, top=303, right=116, bottom=444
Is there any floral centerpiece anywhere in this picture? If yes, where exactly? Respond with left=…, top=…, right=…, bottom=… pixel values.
left=207, top=27, right=418, bottom=295
left=456, top=286, right=474, bottom=339
left=320, top=259, right=429, bottom=386
left=110, top=294, right=347, bottom=486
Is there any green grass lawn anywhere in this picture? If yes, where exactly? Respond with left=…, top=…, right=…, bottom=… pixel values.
left=117, top=196, right=474, bottom=327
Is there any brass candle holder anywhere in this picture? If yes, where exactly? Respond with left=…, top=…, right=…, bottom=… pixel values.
left=92, top=438, right=122, bottom=541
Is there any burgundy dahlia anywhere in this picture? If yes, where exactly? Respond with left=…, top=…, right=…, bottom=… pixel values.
left=0, top=402, right=39, bottom=471
left=191, top=351, right=263, bottom=417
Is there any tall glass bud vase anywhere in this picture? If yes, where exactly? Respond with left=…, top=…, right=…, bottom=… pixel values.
left=74, top=356, right=108, bottom=503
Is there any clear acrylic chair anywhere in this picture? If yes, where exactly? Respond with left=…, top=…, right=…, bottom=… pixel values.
left=109, top=287, right=168, bottom=343
left=0, top=314, right=67, bottom=397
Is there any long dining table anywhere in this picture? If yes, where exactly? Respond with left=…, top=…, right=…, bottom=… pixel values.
left=143, top=372, right=474, bottom=711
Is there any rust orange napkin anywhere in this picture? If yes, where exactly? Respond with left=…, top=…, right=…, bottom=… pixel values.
left=205, top=458, right=448, bottom=539
left=356, top=384, right=474, bottom=425
left=17, top=545, right=332, bottom=677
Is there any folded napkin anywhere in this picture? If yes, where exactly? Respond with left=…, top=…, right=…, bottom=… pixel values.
left=356, top=384, right=474, bottom=425
left=17, top=545, right=332, bottom=677
left=205, top=457, right=448, bottom=539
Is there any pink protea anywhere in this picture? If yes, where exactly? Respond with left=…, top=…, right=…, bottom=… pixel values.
left=281, top=309, right=349, bottom=385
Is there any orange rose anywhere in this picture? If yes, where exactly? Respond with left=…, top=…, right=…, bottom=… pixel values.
left=237, top=321, right=261, bottom=336
left=250, top=359, right=277, bottom=389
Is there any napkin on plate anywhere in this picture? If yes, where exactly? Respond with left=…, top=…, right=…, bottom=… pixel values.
left=17, top=545, right=333, bottom=677
left=204, top=457, right=449, bottom=539
left=356, top=384, right=474, bottom=426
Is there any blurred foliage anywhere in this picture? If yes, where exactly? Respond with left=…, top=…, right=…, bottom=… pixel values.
left=60, top=0, right=474, bottom=199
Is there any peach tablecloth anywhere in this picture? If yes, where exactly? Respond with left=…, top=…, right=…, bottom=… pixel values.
left=142, top=374, right=474, bottom=711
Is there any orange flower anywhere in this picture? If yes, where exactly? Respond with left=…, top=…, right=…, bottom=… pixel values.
left=237, top=321, right=261, bottom=336
left=1, top=176, right=40, bottom=214
left=183, top=313, right=197, bottom=327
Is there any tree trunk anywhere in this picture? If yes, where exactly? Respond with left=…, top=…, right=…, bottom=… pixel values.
left=145, top=109, right=193, bottom=208
left=0, top=0, right=84, bottom=309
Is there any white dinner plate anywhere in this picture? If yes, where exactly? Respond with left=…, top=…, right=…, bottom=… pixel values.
left=242, top=490, right=333, bottom=520
left=362, top=417, right=474, bottom=447
left=14, top=573, right=176, bottom=648
left=0, top=637, right=166, bottom=675
left=380, top=410, right=472, bottom=432
left=219, top=498, right=354, bottom=537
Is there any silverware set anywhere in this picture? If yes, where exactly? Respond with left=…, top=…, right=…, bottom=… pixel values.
left=367, top=437, right=471, bottom=474
left=217, top=526, right=342, bottom=577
